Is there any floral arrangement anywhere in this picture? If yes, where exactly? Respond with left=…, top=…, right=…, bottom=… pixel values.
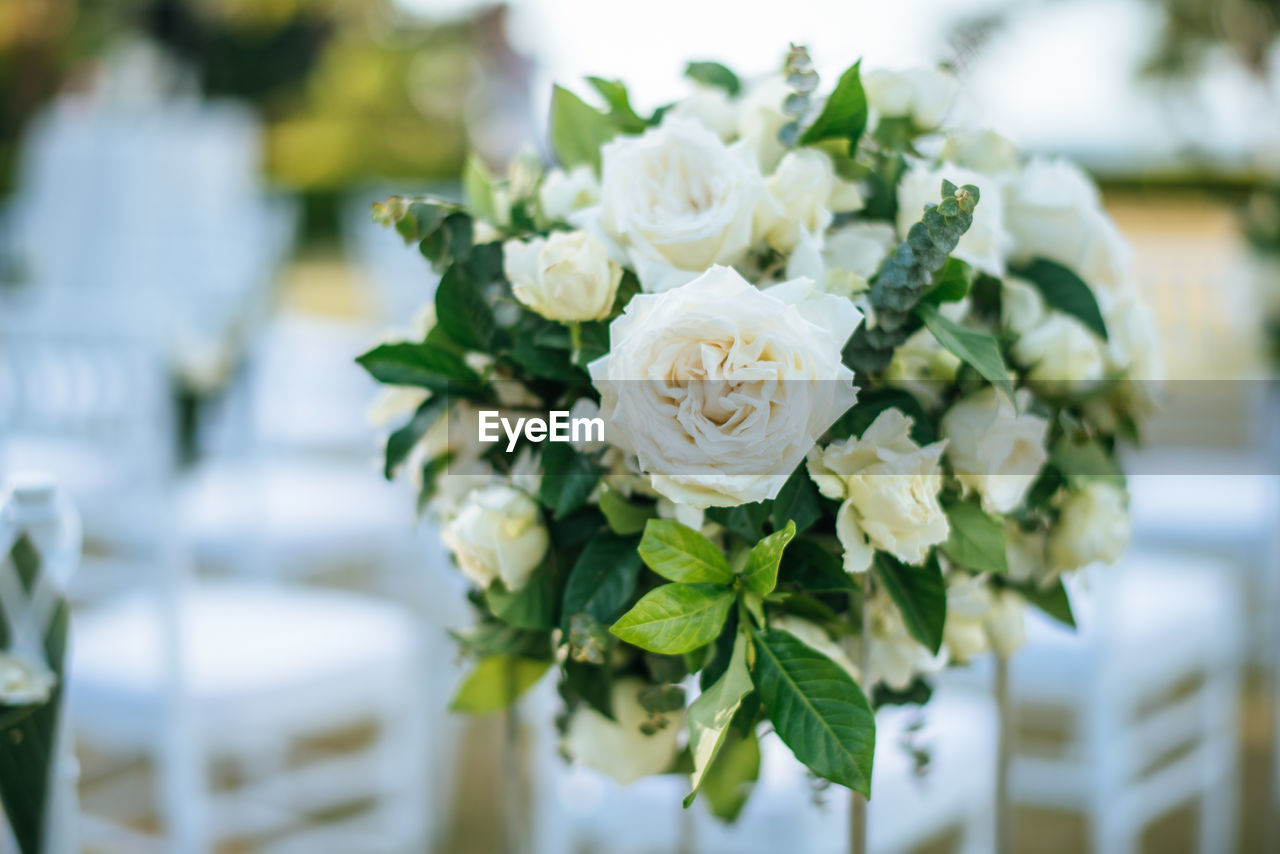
left=359, top=47, right=1159, bottom=816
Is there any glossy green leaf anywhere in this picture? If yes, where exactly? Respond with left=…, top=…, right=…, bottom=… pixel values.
left=920, top=257, right=974, bottom=307
left=435, top=263, right=497, bottom=352
left=700, top=725, right=760, bottom=821
left=486, top=562, right=557, bottom=630
left=610, top=583, right=735, bottom=654
left=770, top=469, right=823, bottom=535
left=539, top=443, right=601, bottom=519
left=638, top=519, right=734, bottom=585
left=561, top=532, right=643, bottom=630
left=778, top=538, right=854, bottom=593
left=800, top=61, right=867, bottom=153
left=550, top=85, right=619, bottom=171
left=462, top=155, right=498, bottom=224
left=450, top=655, right=551, bottom=714
left=383, top=396, right=447, bottom=480
left=916, top=302, right=1015, bottom=404
left=749, top=627, right=876, bottom=796
left=1009, top=577, right=1076, bottom=629
left=739, top=521, right=796, bottom=597
left=685, top=631, right=754, bottom=803
left=684, top=61, right=742, bottom=96
left=940, top=497, right=1009, bottom=574
left=1013, top=258, right=1108, bottom=341
left=355, top=341, right=481, bottom=392
left=873, top=552, right=947, bottom=655
left=586, top=77, right=649, bottom=132
left=598, top=486, right=656, bottom=535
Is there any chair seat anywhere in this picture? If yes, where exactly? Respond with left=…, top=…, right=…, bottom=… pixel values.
left=70, top=580, right=418, bottom=747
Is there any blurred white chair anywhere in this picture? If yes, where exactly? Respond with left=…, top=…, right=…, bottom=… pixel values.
left=955, top=549, right=1247, bottom=854
left=0, top=316, right=434, bottom=854
left=530, top=683, right=997, bottom=854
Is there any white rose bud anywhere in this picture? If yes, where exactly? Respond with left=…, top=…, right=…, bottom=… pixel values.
left=942, top=387, right=1049, bottom=514
left=763, top=149, right=863, bottom=253
left=503, top=230, right=622, bottom=323
left=540, top=165, right=600, bottom=223
left=1048, top=481, right=1130, bottom=572
left=589, top=266, right=860, bottom=509
left=1012, top=313, right=1106, bottom=390
left=897, top=164, right=1012, bottom=276
left=808, top=409, right=950, bottom=573
left=441, top=484, right=548, bottom=591
left=864, top=68, right=959, bottom=130
left=1004, top=158, right=1132, bottom=290
left=563, top=677, right=681, bottom=786
left=583, top=118, right=768, bottom=293
left=944, top=576, right=1026, bottom=663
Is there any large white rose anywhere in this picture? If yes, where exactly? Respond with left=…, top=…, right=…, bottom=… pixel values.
left=863, top=68, right=959, bottom=130
left=808, top=408, right=950, bottom=572
left=1011, top=312, right=1107, bottom=390
left=563, top=677, right=681, bottom=785
left=589, top=265, right=860, bottom=509
left=762, top=148, right=863, bottom=253
left=897, top=164, right=1012, bottom=276
left=539, top=165, right=600, bottom=222
left=942, top=387, right=1049, bottom=514
left=1048, top=481, right=1130, bottom=572
left=584, top=118, right=767, bottom=293
left=1004, top=158, right=1131, bottom=290
left=440, top=484, right=548, bottom=591
left=503, top=230, right=622, bottom=322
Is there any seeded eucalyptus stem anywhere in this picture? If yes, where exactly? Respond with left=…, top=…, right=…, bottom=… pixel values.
left=850, top=574, right=874, bottom=854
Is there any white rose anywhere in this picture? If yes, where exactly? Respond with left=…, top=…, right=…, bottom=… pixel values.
left=669, top=85, right=739, bottom=140
left=864, top=68, right=959, bottom=130
left=503, top=230, right=622, bottom=322
left=884, top=325, right=962, bottom=410
left=785, top=222, right=896, bottom=295
left=589, top=265, right=860, bottom=509
left=540, top=165, right=600, bottom=222
left=1005, top=524, right=1049, bottom=584
left=944, top=576, right=1026, bottom=663
left=440, top=484, right=548, bottom=591
left=1098, top=289, right=1163, bottom=416
left=897, top=164, right=1012, bottom=276
left=1004, top=158, right=1132, bottom=290
left=858, top=596, right=941, bottom=691
left=763, top=149, right=863, bottom=253
left=808, top=408, right=949, bottom=572
left=1011, top=312, right=1106, bottom=390
left=585, top=118, right=767, bottom=293
left=1048, top=481, right=1130, bottom=572
left=563, top=677, right=681, bottom=786
left=772, top=614, right=859, bottom=678
left=1001, top=276, right=1046, bottom=336
left=735, top=75, right=792, bottom=172
left=0, top=653, right=56, bottom=705
left=941, top=128, right=1021, bottom=175
left=942, top=387, right=1049, bottom=514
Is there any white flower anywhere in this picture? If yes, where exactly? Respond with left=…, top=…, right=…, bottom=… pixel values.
left=0, top=654, right=56, bottom=706
left=669, top=85, right=739, bottom=140
left=941, top=128, right=1021, bottom=176
left=864, top=68, right=959, bottom=130
left=1000, top=276, right=1046, bottom=336
left=1048, top=481, right=1130, bottom=572
left=563, top=677, right=681, bottom=785
left=503, top=230, right=622, bottom=322
left=1098, top=289, right=1163, bottom=417
left=762, top=149, right=863, bottom=253
left=944, top=576, right=1026, bottom=663
left=589, top=266, right=859, bottom=509
left=540, top=165, right=600, bottom=222
left=808, top=409, right=949, bottom=572
left=440, top=484, right=548, bottom=591
left=735, top=75, right=792, bottom=172
left=1011, top=313, right=1106, bottom=390
left=785, top=222, right=896, bottom=295
left=941, top=388, right=1049, bottom=514
left=1004, top=158, right=1131, bottom=290
left=858, top=596, right=940, bottom=691
left=884, top=325, right=962, bottom=410
left=772, top=614, right=859, bottom=678
left=1005, top=524, right=1050, bottom=584
left=585, top=118, right=768, bottom=293
left=897, top=164, right=1012, bottom=276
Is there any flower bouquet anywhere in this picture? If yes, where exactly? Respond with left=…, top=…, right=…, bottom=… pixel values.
left=359, top=45, right=1158, bottom=823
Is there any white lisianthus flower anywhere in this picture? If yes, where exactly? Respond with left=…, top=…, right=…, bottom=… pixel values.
left=944, top=576, right=1027, bottom=663
left=763, top=148, right=863, bottom=253
left=897, top=164, right=1012, bottom=276
left=563, top=677, right=681, bottom=785
left=941, top=128, right=1021, bottom=176
left=539, top=165, right=600, bottom=222
left=1004, top=158, right=1132, bottom=290
left=589, top=265, right=860, bottom=509
left=772, top=614, right=859, bottom=678
left=669, top=85, right=739, bottom=140
left=1048, top=481, right=1130, bottom=572
left=942, top=388, right=1050, bottom=514
left=785, top=222, right=896, bottom=295
left=864, top=68, right=959, bottom=130
left=0, top=653, right=56, bottom=705
left=1012, top=313, right=1107, bottom=390
left=440, top=484, right=548, bottom=591
left=808, top=409, right=949, bottom=573
left=503, top=230, right=622, bottom=322
left=584, top=118, right=768, bottom=293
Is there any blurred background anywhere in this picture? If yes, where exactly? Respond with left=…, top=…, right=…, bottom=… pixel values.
left=0, top=0, right=1277, bottom=852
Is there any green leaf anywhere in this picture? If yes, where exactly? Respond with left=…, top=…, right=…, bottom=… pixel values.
left=486, top=562, right=557, bottom=630
left=749, top=627, right=876, bottom=795
left=778, top=538, right=854, bottom=593
left=739, top=521, right=796, bottom=597
left=450, top=655, right=551, bottom=714
left=550, top=85, right=619, bottom=171
left=355, top=341, right=481, bottom=392
left=916, top=302, right=1015, bottom=404
left=940, top=497, right=1009, bottom=574
left=383, top=396, right=447, bottom=480
left=770, top=469, right=823, bottom=535
left=684, top=61, right=742, bottom=96
left=706, top=502, right=771, bottom=542
left=538, top=443, right=601, bottom=519
left=800, top=61, right=868, bottom=154
left=639, top=519, right=734, bottom=585
left=610, top=583, right=735, bottom=654
left=436, top=263, right=497, bottom=352
left=873, top=553, right=946, bottom=655
left=586, top=77, right=649, bottom=133
left=598, top=486, right=656, bottom=535
left=561, top=532, right=643, bottom=630
left=1012, top=258, right=1108, bottom=341
left=919, top=257, right=974, bottom=307
left=830, top=387, right=935, bottom=445
left=1049, top=436, right=1124, bottom=488
left=685, top=631, right=754, bottom=804
left=700, top=726, right=760, bottom=821
left=462, top=155, right=498, bottom=224
left=1008, top=577, right=1076, bottom=629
